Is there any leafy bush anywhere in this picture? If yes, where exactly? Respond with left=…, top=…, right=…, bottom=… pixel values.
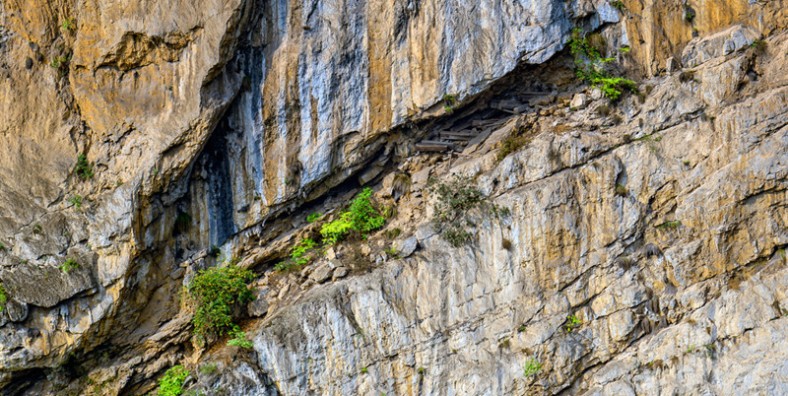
left=198, top=363, right=218, bottom=376
left=227, top=326, right=253, bottom=349
left=61, top=18, right=76, bottom=31
left=68, top=195, right=83, bottom=209
left=523, top=358, right=542, bottom=377
left=320, top=188, right=386, bottom=245
left=497, top=126, right=531, bottom=161
left=610, top=0, right=625, bottom=11
left=565, top=314, right=582, bottom=332
left=570, top=28, right=638, bottom=101
left=274, top=238, right=317, bottom=271
left=656, top=220, right=682, bottom=230
left=59, top=258, right=80, bottom=273
left=158, top=365, right=190, bottom=396
left=0, top=284, right=7, bottom=312
left=430, top=175, right=508, bottom=247
left=442, top=94, right=457, bottom=114
left=187, top=264, right=255, bottom=339
left=74, top=154, right=94, bottom=180
left=306, top=212, right=322, bottom=223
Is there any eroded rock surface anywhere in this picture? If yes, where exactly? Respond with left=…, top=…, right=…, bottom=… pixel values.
left=0, top=0, right=785, bottom=395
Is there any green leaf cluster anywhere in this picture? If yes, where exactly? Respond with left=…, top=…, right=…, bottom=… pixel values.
left=74, top=154, right=94, bottom=180
left=430, top=175, right=508, bottom=247
left=275, top=237, right=318, bottom=271
left=59, top=258, right=80, bottom=273
left=187, top=264, right=255, bottom=338
left=227, top=327, right=254, bottom=349
left=570, top=28, right=638, bottom=101
left=0, top=284, right=7, bottom=313
left=320, top=188, right=386, bottom=245
left=158, top=365, right=190, bottom=396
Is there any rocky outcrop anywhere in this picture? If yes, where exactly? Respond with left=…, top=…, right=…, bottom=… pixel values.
left=192, top=28, right=784, bottom=396
left=0, top=0, right=785, bottom=394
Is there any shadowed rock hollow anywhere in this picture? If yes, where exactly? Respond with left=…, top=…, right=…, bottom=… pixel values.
left=0, top=0, right=785, bottom=395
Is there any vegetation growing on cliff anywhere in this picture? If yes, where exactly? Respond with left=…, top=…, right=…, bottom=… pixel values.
left=59, top=258, right=80, bottom=273
left=570, top=28, right=637, bottom=100
left=275, top=237, right=318, bottom=271
left=188, top=264, right=255, bottom=340
left=320, top=187, right=386, bottom=245
left=0, top=284, right=7, bottom=312
left=157, top=365, right=190, bottom=396
left=430, top=175, right=509, bottom=247
left=74, top=154, right=94, bottom=180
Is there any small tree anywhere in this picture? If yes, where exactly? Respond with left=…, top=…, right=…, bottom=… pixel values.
left=188, top=264, right=255, bottom=340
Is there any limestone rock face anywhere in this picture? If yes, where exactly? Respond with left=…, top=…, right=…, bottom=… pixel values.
left=0, top=0, right=785, bottom=395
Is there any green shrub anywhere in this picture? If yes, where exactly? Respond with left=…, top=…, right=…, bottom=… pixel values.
left=199, top=363, right=218, bottom=376
left=187, top=264, right=255, bottom=339
left=74, top=154, right=94, bottom=180
left=619, top=45, right=631, bottom=53
left=306, top=212, right=323, bottom=223
left=320, top=188, right=386, bottom=245
left=68, top=195, right=83, bottom=209
left=656, top=220, right=682, bottom=230
left=615, top=184, right=628, bottom=196
left=61, top=18, right=76, bottom=31
left=274, top=237, right=318, bottom=271
left=570, top=28, right=638, bottom=101
left=442, top=94, right=457, bottom=114
left=497, top=127, right=531, bottom=161
left=564, top=314, right=582, bottom=332
left=610, top=0, right=625, bottom=11
left=430, top=175, right=508, bottom=247
left=158, top=365, right=190, bottom=396
left=0, top=284, right=7, bottom=312
left=227, top=326, right=253, bottom=349
left=523, top=358, right=542, bottom=377
left=0, top=242, right=6, bottom=252
left=59, top=258, right=80, bottom=273
left=684, top=7, right=695, bottom=23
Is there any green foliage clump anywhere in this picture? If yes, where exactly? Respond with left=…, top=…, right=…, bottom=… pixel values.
left=158, top=365, right=190, bottom=396
left=442, top=94, right=457, bottom=114
left=74, top=154, right=94, bottom=180
left=275, top=238, right=317, bottom=271
left=187, top=264, right=255, bottom=339
left=320, top=188, right=386, bottom=245
left=306, top=212, right=323, bottom=223
left=523, top=358, right=542, bottom=377
left=615, top=183, right=628, bottom=196
left=0, top=284, right=7, bottom=313
left=227, top=326, right=254, bottom=349
left=68, top=195, right=83, bottom=209
left=199, top=363, right=218, bottom=376
left=61, top=18, right=76, bottom=31
left=497, top=126, right=532, bottom=161
left=430, top=175, right=508, bottom=247
left=564, top=314, right=582, bottom=332
left=570, top=28, right=638, bottom=101
left=656, top=220, right=682, bottom=230
left=610, top=0, right=625, bottom=11
left=0, top=242, right=6, bottom=252
left=684, top=7, right=696, bottom=23
left=59, top=258, right=80, bottom=273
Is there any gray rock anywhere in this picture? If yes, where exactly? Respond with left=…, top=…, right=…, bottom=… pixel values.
left=570, top=93, right=588, bottom=110
left=398, top=237, right=419, bottom=258
left=310, top=264, right=334, bottom=284
left=332, top=267, right=349, bottom=280
left=5, top=300, right=28, bottom=323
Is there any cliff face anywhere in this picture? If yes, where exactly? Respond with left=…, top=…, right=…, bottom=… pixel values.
left=0, top=0, right=785, bottom=395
